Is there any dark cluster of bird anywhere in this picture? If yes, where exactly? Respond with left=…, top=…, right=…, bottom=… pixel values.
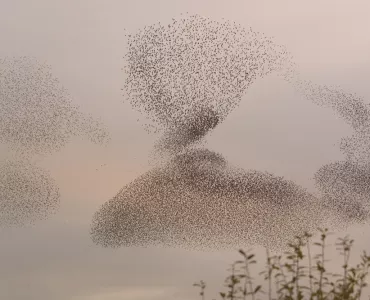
left=0, top=56, right=110, bottom=226
left=91, top=148, right=326, bottom=251
left=91, top=14, right=338, bottom=251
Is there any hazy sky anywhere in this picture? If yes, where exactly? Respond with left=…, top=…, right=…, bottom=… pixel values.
left=1, top=1, right=370, bottom=299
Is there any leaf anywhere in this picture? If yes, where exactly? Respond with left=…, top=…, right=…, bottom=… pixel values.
left=239, top=249, right=246, bottom=256
left=254, top=285, right=261, bottom=294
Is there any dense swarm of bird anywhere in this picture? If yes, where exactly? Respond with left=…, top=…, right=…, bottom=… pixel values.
left=0, top=56, right=110, bottom=226
left=91, top=148, right=326, bottom=251
left=91, top=14, right=341, bottom=251
left=151, top=107, right=220, bottom=160
left=123, top=14, right=292, bottom=144
left=0, top=56, right=110, bottom=157
left=0, top=159, right=60, bottom=227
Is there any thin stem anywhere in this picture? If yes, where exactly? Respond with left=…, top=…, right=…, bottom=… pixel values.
left=243, top=264, right=248, bottom=300
left=244, top=257, right=255, bottom=300
left=231, top=264, right=236, bottom=300
left=296, top=254, right=299, bottom=300
left=318, top=235, right=326, bottom=300
left=343, top=242, right=351, bottom=296
left=266, top=248, right=272, bottom=300
left=306, top=235, right=313, bottom=296
left=278, top=256, right=289, bottom=298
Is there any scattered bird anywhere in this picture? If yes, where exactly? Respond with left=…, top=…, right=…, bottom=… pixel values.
left=0, top=159, right=60, bottom=227
left=0, top=56, right=110, bottom=157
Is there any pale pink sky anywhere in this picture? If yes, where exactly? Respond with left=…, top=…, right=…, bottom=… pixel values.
left=1, top=1, right=370, bottom=299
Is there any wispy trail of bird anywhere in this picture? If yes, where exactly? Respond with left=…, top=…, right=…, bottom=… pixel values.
left=287, top=70, right=370, bottom=227
left=0, top=56, right=110, bottom=157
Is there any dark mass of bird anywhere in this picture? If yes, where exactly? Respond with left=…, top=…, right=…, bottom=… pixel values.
left=0, top=159, right=60, bottom=227
left=91, top=148, right=327, bottom=251
left=0, top=56, right=110, bottom=157
left=151, top=106, right=220, bottom=160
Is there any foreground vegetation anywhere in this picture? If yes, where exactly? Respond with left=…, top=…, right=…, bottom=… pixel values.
left=193, top=229, right=370, bottom=300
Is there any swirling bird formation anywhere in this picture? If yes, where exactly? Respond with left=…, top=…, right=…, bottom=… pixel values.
left=91, top=15, right=332, bottom=251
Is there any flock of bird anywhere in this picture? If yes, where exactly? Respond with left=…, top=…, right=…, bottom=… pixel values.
left=91, top=14, right=370, bottom=250
left=1, top=14, right=370, bottom=250
left=0, top=56, right=109, bottom=226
